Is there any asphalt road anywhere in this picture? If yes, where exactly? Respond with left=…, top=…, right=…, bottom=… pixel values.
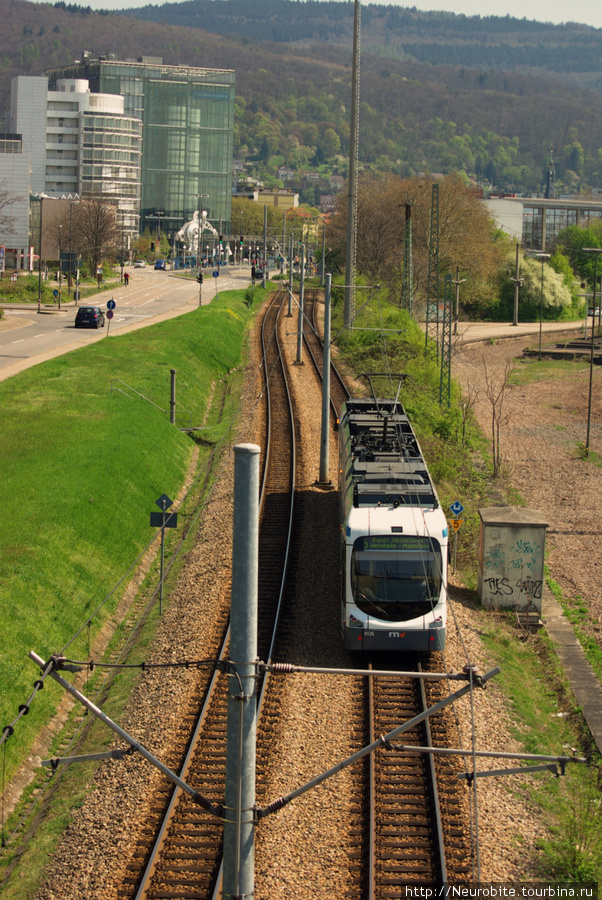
left=0, top=266, right=252, bottom=382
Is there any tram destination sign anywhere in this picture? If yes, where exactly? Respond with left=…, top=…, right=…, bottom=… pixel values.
left=358, top=535, right=436, bottom=552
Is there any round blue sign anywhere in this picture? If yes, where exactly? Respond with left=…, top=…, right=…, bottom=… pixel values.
left=212, top=270, right=219, bottom=278
left=107, top=299, right=116, bottom=310
left=106, top=309, right=114, bottom=320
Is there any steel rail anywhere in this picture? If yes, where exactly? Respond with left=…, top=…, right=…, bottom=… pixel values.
left=132, top=288, right=298, bottom=900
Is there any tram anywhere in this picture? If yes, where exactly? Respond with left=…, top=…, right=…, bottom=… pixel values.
left=339, top=394, right=448, bottom=652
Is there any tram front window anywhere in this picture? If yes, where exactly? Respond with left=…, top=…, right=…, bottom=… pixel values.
left=351, top=548, right=442, bottom=622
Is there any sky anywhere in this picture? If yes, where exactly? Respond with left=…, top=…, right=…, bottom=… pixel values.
left=83, top=0, right=602, bottom=30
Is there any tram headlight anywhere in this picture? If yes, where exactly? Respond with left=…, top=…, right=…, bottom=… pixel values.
left=349, top=614, right=363, bottom=628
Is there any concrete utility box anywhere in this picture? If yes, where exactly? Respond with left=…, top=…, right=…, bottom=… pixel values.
left=478, top=506, right=548, bottom=613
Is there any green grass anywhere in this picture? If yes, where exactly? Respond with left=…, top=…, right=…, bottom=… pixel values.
left=509, top=356, right=590, bottom=385
left=480, top=617, right=602, bottom=881
left=0, top=287, right=260, bottom=783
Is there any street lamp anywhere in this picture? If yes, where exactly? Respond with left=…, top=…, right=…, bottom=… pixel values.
left=65, top=199, right=80, bottom=299
left=526, top=251, right=550, bottom=360
left=197, top=194, right=209, bottom=264
left=582, top=248, right=602, bottom=457
left=58, top=224, right=63, bottom=309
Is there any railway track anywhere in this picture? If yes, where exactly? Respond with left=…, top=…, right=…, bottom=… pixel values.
left=299, top=296, right=473, bottom=894
left=120, top=288, right=298, bottom=900
left=368, top=659, right=444, bottom=895
left=302, top=285, right=350, bottom=419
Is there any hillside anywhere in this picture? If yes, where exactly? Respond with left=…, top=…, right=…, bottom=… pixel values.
left=1, top=0, right=602, bottom=194
left=122, top=0, right=602, bottom=92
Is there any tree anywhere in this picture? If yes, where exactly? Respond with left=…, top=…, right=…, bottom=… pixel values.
left=74, top=196, right=118, bottom=271
left=0, top=179, right=22, bottom=241
left=328, top=173, right=503, bottom=311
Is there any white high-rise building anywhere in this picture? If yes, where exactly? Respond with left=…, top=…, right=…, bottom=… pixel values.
left=10, top=75, right=142, bottom=244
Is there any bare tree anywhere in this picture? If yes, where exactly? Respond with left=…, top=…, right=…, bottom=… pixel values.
left=482, top=356, right=514, bottom=477
left=0, top=179, right=22, bottom=240
left=75, top=196, right=118, bottom=271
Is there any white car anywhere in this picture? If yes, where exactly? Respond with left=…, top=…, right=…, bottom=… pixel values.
left=133, top=260, right=146, bottom=268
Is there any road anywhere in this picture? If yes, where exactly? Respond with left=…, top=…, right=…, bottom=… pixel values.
left=0, top=266, right=252, bottom=382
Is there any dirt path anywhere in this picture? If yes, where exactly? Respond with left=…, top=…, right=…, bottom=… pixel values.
left=453, top=331, right=602, bottom=648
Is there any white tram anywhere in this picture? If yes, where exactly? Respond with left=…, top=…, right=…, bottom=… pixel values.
left=339, top=397, right=448, bottom=652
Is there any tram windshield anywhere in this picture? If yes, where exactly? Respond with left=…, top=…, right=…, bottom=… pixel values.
left=351, top=537, right=442, bottom=622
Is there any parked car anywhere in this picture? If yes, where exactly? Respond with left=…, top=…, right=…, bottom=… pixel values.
left=154, top=259, right=166, bottom=270
left=133, top=259, right=146, bottom=268
left=75, top=306, right=105, bottom=329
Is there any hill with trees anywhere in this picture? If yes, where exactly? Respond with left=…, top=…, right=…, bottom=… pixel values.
left=0, top=0, right=601, bottom=195
left=123, top=0, right=602, bottom=92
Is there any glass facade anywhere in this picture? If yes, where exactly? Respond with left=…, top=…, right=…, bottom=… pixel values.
left=523, top=203, right=602, bottom=249
left=81, top=112, right=142, bottom=234
left=47, top=58, right=235, bottom=242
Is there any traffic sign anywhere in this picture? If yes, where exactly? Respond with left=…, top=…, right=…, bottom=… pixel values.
left=106, top=310, right=114, bottom=320
left=449, top=500, right=464, bottom=516
left=107, top=299, right=116, bottom=310
left=212, top=270, right=219, bottom=278
left=450, top=518, right=464, bottom=533
left=150, top=510, right=178, bottom=528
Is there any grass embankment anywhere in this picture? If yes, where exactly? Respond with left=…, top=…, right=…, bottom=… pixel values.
left=0, top=287, right=260, bottom=787
left=329, top=280, right=602, bottom=881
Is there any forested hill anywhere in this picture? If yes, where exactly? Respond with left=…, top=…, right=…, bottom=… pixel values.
left=1, top=0, right=602, bottom=194
left=120, top=0, right=602, bottom=92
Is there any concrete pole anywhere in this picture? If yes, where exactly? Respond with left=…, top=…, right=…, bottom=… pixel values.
left=288, top=234, right=294, bottom=317
left=223, top=444, right=260, bottom=900
left=170, top=368, right=176, bottom=425
left=296, top=245, right=305, bottom=364
left=321, top=223, right=326, bottom=287
left=319, top=274, right=332, bottom=484
left=344, top=0, right=361, bottom=327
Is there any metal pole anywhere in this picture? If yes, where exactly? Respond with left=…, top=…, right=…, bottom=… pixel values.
left=223, top=444, right=260, bottom=900
left=159, top=523, right=165, bottom=615
left=344, top=0, right=361, bottom=327
left=288, top=234, right=294, bottom=317
left=586, top=254, right=598, bottom=457
left=170, top=368, right=176, bottom=425
left=319, top=274, right=332, bottom=484
left=296, top=245, right=305, bottom=365
left=37, top=198, right=43, bottom=312
left=262, top=204, right=267, bottom=288
left=538, top=258, right=544, bottom=360
left=68, top=203, right=74, bottom=296
left=321, top=223, right=326, bottom=287
left=282, top=213, right=286, bottom=273
left=510, top=242, right=522, bottom=327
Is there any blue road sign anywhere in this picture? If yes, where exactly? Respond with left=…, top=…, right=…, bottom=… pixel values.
left=107, top=299, right=116, bottom=310
left=106, top=310, right=114, bottom=320
left=212, top=270, right=219, bottom=278
left=450, top=500, right=464, bottom=516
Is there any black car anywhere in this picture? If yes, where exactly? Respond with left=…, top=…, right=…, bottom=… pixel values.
left=75, top=306, right=105, bottom=329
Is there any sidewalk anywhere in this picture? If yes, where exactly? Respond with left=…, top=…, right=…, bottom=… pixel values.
left=454, top=319, right=584, bottom=343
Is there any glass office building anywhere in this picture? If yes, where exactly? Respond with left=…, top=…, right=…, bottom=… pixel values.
left=47, top=56, right=235, bottom=241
